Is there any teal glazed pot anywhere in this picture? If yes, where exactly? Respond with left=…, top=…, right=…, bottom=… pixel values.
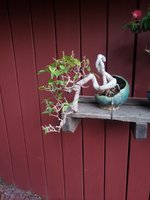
left=95, top=75, right=130, bottom=110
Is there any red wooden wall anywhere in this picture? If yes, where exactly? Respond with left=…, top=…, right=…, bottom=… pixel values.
left=0, top=0, right=150, bottom=199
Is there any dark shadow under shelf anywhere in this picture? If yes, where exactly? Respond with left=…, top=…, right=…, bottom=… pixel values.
left=62, top=96, right=150, bottom=139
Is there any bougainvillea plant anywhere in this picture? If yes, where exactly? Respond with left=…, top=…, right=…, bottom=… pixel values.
left=38, top=52, right=117, bottom=134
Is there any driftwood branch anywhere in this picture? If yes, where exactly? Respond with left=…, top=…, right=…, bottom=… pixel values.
left=71, top=54, right=117, bottom=112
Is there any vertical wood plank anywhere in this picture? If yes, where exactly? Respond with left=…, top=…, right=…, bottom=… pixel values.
left=105, top=121, right=129, bottom=200
left=30, top=0, right=65, bottom=199
left=105, top=0, right=136, bottom=199
left=0, top=0, right=30, bottom=189
left=0, top=89, right=14, bottom=183
left=127, top=135, right=150, bottom=200
left=82, top=119, right=105, bottom=200
left=127, top=1, right=150, bottom=199
left=81, top=0, right=107, bottom=199
left=6, top=0, right=47, bottom=197
left=54, top=0, right=84, bottom=199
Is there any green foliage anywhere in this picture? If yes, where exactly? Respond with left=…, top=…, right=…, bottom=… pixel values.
left=124, top=5, right=150, bottom=33
left=38, top=52, right=91, bottom=116
left=123, top=21, right=141, bottom=33
left=62, top=102, right=71, bottom=112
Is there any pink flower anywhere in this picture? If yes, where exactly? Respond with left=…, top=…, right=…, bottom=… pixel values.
left=132, top=9, right=142, bottom=19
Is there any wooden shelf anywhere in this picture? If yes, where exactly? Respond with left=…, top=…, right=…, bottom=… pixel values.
left=62, top=96, right=150, bottom=139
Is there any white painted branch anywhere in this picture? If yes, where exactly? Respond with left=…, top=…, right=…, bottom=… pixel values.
left=71, top=54, right=117, bottom=112
left=95, top=54, right=117, bottom=89
left=71, top=73, right=99, bottom=111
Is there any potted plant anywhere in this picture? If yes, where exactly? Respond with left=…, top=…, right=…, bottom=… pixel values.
left=38, top=52, right=129, bottom=134
left=123, top=5, right=150, bottom=101
left=123, top=5, right=150, bottom=33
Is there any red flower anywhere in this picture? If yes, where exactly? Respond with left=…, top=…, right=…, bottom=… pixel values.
left=132, top=9, right=142, bottom=19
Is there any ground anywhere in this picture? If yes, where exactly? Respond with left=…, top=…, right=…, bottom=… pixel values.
left=0, top=178, right=42, bottom=200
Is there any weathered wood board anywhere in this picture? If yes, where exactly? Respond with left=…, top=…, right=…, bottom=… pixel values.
left=62, top=96, right=150, bottom=139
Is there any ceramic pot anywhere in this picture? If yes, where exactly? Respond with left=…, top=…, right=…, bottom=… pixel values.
left=147, top=90, right=150, bottom=102
left=95, top=75, right=130, bottom=110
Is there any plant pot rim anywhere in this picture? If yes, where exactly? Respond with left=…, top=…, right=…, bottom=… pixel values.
left=95, top=75, right=130, bottom=110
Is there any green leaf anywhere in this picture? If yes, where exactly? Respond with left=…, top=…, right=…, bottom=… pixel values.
left=59, top=65, right=66, bottom=70
left=54, top=69, right=67, bottom=77
left=57, top=92, right=63, bottom=100
left=38, top=69, right=48, bottom=75
left=42, top=107, right=54, bottom=114
left=73, top=58, right=81, bottom=66
left=141, top=17, right=148, bottom=31
left=132, top=22, right=138, bottom=32
left=47, top=101, right=54, bottom=106
left=42, top=110, right=50, bottom=114
left=62, top=104, right=70, bottom=112
left=54, top=70, right=61, bottom=77
left=87, top=66, right=91, bottom=72
left=73, top=74, right=78, bottom=80
left=56, top=80, right=66, bottom=85
left=47, top=65, right=56, bottom=78
left=48, top=79, right=54, bottom=85
left=63, top=55, right=81, bottom=67
left=146, top=17, right=150, bottom=30
left=48, top=107, right=54, bottom=114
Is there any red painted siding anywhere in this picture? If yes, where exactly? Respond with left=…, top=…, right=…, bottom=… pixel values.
left=0, top=0, right=150, bottom=200
left=81, top=1, right=107, bottom=199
